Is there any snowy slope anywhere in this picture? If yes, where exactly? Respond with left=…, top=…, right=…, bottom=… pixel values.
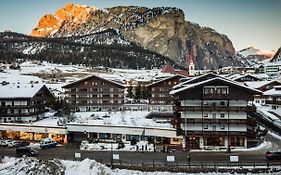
left=238, top=46, right=275, bottom=58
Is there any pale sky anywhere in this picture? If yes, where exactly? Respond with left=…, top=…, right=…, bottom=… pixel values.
left=0, top=0, right=280, bottom=51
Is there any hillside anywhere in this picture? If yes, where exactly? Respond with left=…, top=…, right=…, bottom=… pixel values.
left=31, top=4, right=245, bottom=70
left=0, top=30, right=180, bottom=69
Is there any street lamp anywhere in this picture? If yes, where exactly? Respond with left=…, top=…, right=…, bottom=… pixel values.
left=111, top=141, right=113, bottom=167
left=185, top=117, right=187, bottom=151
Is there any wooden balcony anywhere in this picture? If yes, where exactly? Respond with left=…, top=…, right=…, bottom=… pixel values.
left=70, top=102, right=123, bottom=106
left=0, top=109, right=49, bottom=117
left=175, top=105, right=256, bottom=112
left=265, top=100, right=281, bottom=105
left=184, top=131, right=248, bottom=136
left=183, top=118, right=250, bottom=125
left=0, top=104, right=46, bottom=109
left=203, top=94, right=230, bottom=100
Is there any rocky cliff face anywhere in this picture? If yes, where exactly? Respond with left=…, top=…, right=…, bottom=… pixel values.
left=32, top=4, right=242, bottom=69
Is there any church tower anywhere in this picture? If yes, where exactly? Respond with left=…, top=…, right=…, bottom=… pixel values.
left=188, top=48, right=195, bottom=76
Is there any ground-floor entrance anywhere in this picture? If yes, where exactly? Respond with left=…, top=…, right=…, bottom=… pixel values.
left=0, top=130, right=67, bottom=143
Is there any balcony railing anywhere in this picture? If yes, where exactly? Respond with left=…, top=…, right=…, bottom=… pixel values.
left=203, top=94, right=230, bottom=100
left=265, top=100, right=281, bottom=105
left=182, top=118, right=252, bottom=125
left=175, top=105, right=256, bottom=112
left=184, top=131, right=248, bottom=136
left=0, top=109, right=49, bottom=117
left=0, top=104, right=46, bottom=109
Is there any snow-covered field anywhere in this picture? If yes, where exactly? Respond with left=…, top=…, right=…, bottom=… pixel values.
left=1, top=61, right=170, bottom=84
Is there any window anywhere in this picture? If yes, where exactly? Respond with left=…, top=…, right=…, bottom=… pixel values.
left=203, top=125, right=208, bottom=129
left=221, top=88, right=228, bottom=94
left=204, top=88, right=209, bottom=94
left=203, top=113, right=208, bottom=118
left=220, top=113, right=225, bottom=118
left=220, top=125, right=225, bottom=130
left=220, top=101, right=225, bottom=106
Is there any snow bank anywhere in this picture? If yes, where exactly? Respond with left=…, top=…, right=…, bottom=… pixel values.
left=191, top=141, right=272, bottom=153
left=1, top=156, right=280, bottom=175
left=80, top=140, right=154, bottom=152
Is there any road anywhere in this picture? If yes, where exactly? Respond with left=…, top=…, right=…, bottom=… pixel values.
left=0, top=144, right=275, bottom=164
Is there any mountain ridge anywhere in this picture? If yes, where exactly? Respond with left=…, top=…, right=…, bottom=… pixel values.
left=31, top=3, right=244, bottom=70
left=0, top=29, right=183, bottom=70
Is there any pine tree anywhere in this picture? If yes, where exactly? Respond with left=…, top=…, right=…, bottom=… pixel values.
left=140, top=85, right=149, bottom=99
left=127, top=85, right=134, bottom=98
left=134, top=84, right=141, bottom=99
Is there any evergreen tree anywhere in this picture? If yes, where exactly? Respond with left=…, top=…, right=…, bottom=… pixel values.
left=127, top=85, right=134, bottom=98
left=134, top=84, right=141, bottom=99
left=140, top=85, right=149, bottom=99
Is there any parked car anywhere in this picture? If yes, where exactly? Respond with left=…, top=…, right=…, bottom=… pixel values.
left=16, top=147, right=38, bottom=157
left=266, top=151, right=281, bottom=160
left=8, top=141, right=20, bottom=148
left=0, top=140, right=13, bottom=147
left=40, top=138, right=57, bottom=149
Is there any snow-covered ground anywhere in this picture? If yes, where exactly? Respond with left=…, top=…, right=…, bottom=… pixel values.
left=0, top=156, right=280, bottom=175
left=71, top=111, right=172, bottom=128
left=1, top=61, right=169, bottom=84
left=80, top=140, right=154, bottom=152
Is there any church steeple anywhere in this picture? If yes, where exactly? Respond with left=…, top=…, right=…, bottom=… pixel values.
left=188, top=48, right=195, bottom=76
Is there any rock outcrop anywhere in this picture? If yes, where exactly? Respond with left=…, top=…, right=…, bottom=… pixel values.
left=32, top=4, right=242, bottom=69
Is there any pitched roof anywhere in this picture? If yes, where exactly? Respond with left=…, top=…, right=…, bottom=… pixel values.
left=175, top=70, right=189, bottom=77
left=173, top=73, right=220, bottom=89
left=263, top=86, right=281, bottom=96
left=161, top=64, right=176, bottom=74
left=62, top=74, right=125, bottom=88
left=170, top=77, right=262, bottom=95
left=146, top=74, right=186, bottom=88
left=0, top=83, right=52, bottom=99
left=244, top=80, right=281, bottom=90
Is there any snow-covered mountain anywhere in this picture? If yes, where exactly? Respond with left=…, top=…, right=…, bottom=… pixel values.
left=238, top=46, right=275, bottom=58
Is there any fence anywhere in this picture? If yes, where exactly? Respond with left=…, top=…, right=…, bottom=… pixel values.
left=94, top=159, right=281, bottom=173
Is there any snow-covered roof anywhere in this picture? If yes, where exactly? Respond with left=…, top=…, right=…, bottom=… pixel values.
left=244, top=80, right=280, bottom=89
left=173, top=73, right=220, bottom=89
left=263, top=86, right=281, bottom=96
left=70, top=111, right=172, bottom=128
left=228, top=74, right=261, bottom=81
left=0, top=83, right=48, bottom=99
left=146, top=74, right=185, bottom=87
left=62, top=74, right=125, bottom=88
left=170, top=77, right=262, bottom=95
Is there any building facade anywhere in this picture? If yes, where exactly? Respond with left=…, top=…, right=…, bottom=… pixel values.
left=264, top=86, right=281, bottom=113
left=171, top=75, right=262, bottom=150
left=146, top=75, right=185, bottom=111
left=0, top=83, right=54, bottom=123
left=62, top=75, right=125, bottom=112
